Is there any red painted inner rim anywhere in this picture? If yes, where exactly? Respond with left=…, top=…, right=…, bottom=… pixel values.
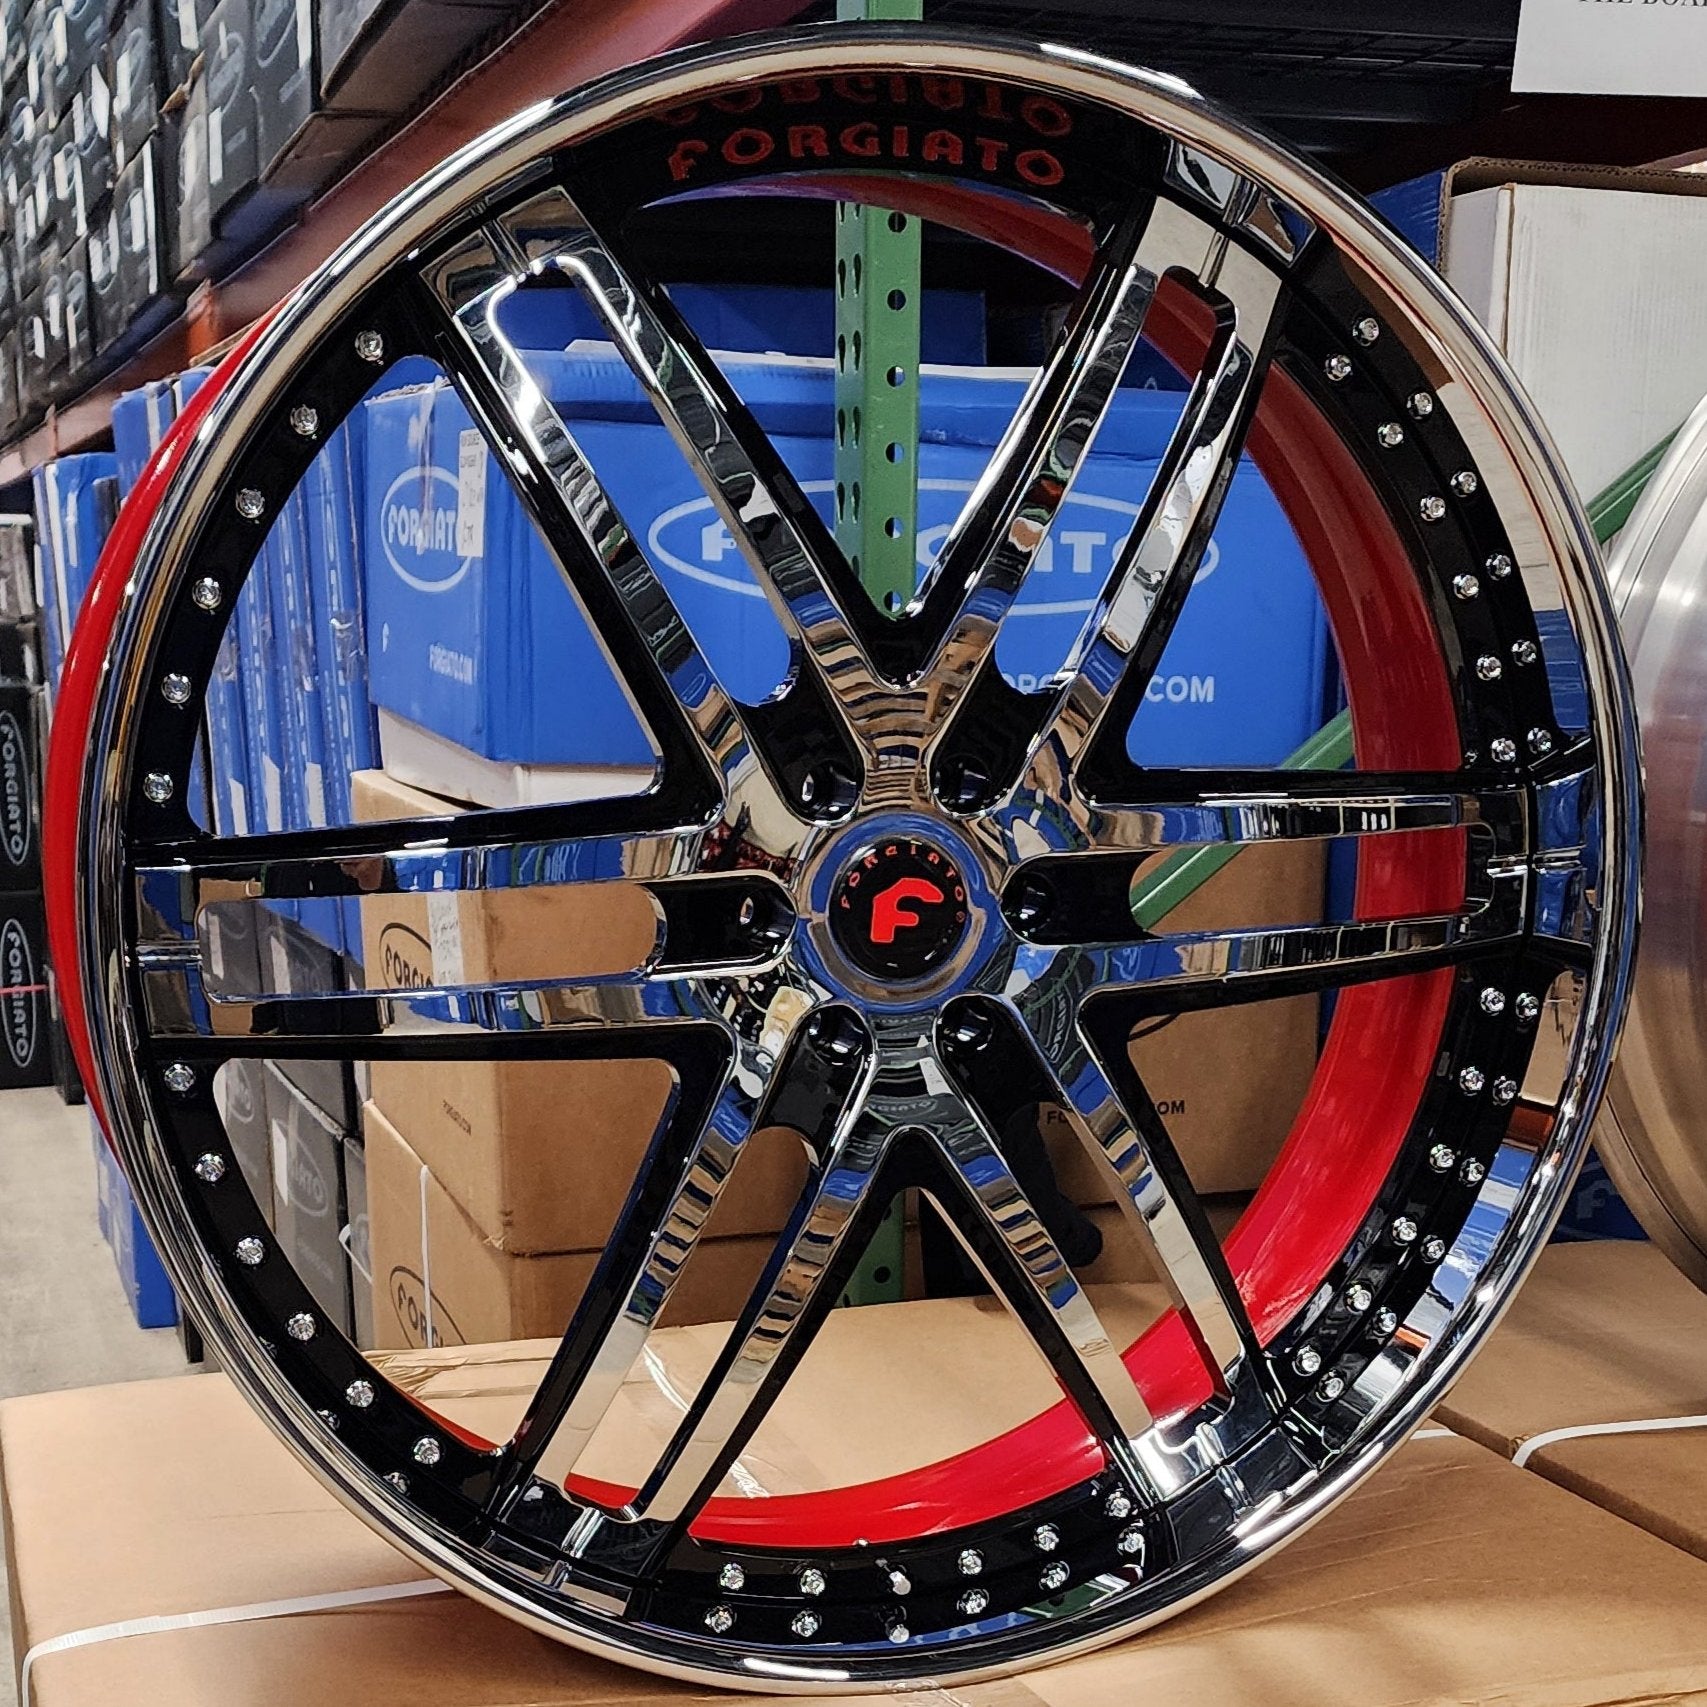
left=44, top=178, right=1467, bottom=1550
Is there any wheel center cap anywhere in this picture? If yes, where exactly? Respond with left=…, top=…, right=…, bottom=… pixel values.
left=829, top=836, right=971, bottom=981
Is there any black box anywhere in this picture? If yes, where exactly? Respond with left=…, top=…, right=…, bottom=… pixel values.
left=0, top=620, right=41, bottom=685
left=263, top=1057, right=354, bottom=1337
left=2, top=0, right=28, bottom=89
left=109, top=0, right=161, bottom=175
left=61, top=236, right=92, bottom=378
left=156, top=0, right=200, bottom=97
left=18, top=276, right=67, bottom=416
left=0, top=678, right=42, bottom=891
left=43, top=962, right=85, bottom=1105
left=214, top=1054, right=273, bottom=1221
left=173, top=67, right=210, bottom=272
left=202, top=0, right=255, bottom=224
left=117, top=135, right=176, bottom=335
left=252, top=0, right=380, bottom=199
left=28, top=118, right=57, bottom=253
left=49, top=107, right=84, bottom=243
left=86, top=188, right=121, bottom=348
left=0, top=889, right=52, bottom=1090
left=47, top=0, right=108, bottom=129
left=71, top=56, right=113, bottom=213
left=22, top=4, right=50, bottom=115
left=0, top=330, right=18, bottom=439
left=318, top=0, right=507, bottom=119
left=0, top=520, right=35, bottom=626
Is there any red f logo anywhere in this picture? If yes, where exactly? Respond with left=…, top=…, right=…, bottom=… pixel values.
left=869, top=877, right=945, bottom=944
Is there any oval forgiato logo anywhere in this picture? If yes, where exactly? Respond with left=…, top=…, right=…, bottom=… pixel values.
left=1, top=917, right=38, bottom=1069
left=380, top=467, right=475, bottom=593
left=0, top=709, right=30, bottom=867
left=644, top=476, right=1218, bottom=614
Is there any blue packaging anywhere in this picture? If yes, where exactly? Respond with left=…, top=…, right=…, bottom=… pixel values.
left=91, top=1116, right=179, bottom=1329
left=1370, top=170, right=1448, bottom=263
left=112, top=379, right=178, bottom=498
left=362, top=348, right=1328, bottom=776
left=32, top=453, right=119, bottom=696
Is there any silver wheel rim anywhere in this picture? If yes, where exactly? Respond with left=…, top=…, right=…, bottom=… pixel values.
left=75, top=26, right=1639, bottom=1689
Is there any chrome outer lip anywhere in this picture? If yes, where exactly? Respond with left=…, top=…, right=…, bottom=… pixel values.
left=1600, top=392, right=1707, bottom=1288
left=76, top=24, right=1641, bottom=1692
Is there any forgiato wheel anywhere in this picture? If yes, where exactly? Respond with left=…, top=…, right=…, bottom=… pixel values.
left=46, top=27, right=1637, bottom=1690
left=1601, top=393, right=1707, bottom=1289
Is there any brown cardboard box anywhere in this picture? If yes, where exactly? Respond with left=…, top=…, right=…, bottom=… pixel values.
left=353, top=768, right=805, bottom=1254
left=363, top=1101, right=782, bottom=1350
left=1436, top=1238, right=1707, bottom=1562
left=13, top=1367, right=1707, bottom=1706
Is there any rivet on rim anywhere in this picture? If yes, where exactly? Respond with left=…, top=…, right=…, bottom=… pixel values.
left=163, top=1061, right=196, bottom=1093
left=704, top=1605, right=735, bottom=1635
left=1480, top=987, right=1507, bottom=1015
left=1511, top=639, right=1540, bottom=666
left=1293, top=1344, right=1322, bottom=1377
left=1459, top=1065, right=1486, bottom=1095
left=1515, top=993, right=1541, bottom=1024
left=1527, top=727, right=1555, bottom=757
left=718, top=1562, right=745, bottom=1591
left=792, top=1611, right=821, bottom=1638
left=143, top=771, right=174, bottom=804
left=800, top=1567, right=827, bottom=1596
left=1317, top=1372, right=1347, bottom=1402
left=957, top=1588, right=989, bottom=1617
left=235, top=1236, right=264, bottom=1266
left=193, top=1152, right=226, bottom=1183
left=1390, top=1216, right=1419, bottom=1245
left=1324, top=353, right=1352, bottom=381
left=1428, top=1142, right=1457, bottom=1172
left=346, top=1379, right=376, bottom=1408
left=957, top=1549, right=984, bottom=1576
left=1486, top=552, right=1514, bottom=579
left=889, top=1570, right=912, bottom=1596
left=1104, top=1489, right=1133, bottom=1519
left=386, top=1473, right=409, bottom=1495
left=355, top=329, right=385, bottom=363
left=1407, top=390, right=1435, bottom=418
left=1451, top=571, right=1479, bottom=599
left=289, top=404, right=320, bottom=437
left=1117, top=1526, right=1145, bottom=1559
left=286, top=1312, right=316, bottom=1341
left=1490, top=737, right=1518, bottom=765
left=1352, top=315, right=1380, bottom=344
left=1373, top=1307, right=1399, bottom=1336
left=1421, top=495, right=1448, bottom=523
left=1422, top=1236, right=1448, bottom=1264
left=1450, top=469, right=1479, bottom=497
left=161, top=671, right=193, bottom=705
left=1476, top=655, right=1502, bottom=682
left=412, top=1436, right=443, bottom=1466
left=1461, top=1158, right=1488, bottom=1186
left=1491, top=1076, right=1519, bottom=1106
left=1040, top=1562, right=1069, bottom=1592
left=1033, top=1524, right=1061, bottom=1552
left=235, top=488, right=266, bottom=521
left=1376, top=421, right=1404, bottom=449
left=191, top=575, right=222, bottom=610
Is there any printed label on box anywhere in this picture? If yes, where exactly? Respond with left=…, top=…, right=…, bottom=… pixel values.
left=455, top=428, right=487, bottom=560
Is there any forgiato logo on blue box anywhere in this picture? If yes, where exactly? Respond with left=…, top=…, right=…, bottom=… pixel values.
left=362, top=345, right=1330, bottom=776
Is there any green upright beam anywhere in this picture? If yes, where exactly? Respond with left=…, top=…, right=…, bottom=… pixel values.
left=835, top=0, right=921, bottom=1307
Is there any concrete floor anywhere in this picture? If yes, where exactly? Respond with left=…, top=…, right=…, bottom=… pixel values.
left=0, top=1087, right=192, bottom=1706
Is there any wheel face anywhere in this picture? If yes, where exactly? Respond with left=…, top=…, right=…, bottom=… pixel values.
left=58, top=27, right=1637, bottom=1690
left=1602, top=395, right=1707, bottom=1289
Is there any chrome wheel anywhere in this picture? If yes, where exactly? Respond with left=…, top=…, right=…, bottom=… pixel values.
left=53, top=26, right=1637, bottom=1690
left=1602, top=395, right=1707, bottom=1288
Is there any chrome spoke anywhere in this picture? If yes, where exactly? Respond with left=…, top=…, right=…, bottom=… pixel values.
left=492, top=1004, right=863, bottom=1514
left=513, top=187, right=885, bottom=720
left=623, top=1086, right=890, bottom=1527
left=921, top=200, right=1199, bottom=706
left=414, top=234, right=824, bottom=831
left=961, top=996, right=1263, bottom=1398
left=922, top=1042, right=1159, bottom=1494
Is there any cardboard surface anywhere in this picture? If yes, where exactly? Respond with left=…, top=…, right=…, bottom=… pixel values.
left=1436, top=1239, right=1707, bottom=1562
left=362, top=1101, right=790, bottom=1350
left=10, top=1371, right=1707, bottom=1705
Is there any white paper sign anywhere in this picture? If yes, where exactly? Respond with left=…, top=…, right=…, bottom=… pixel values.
left=455, top=428, right=487, bottom=558
left=1515, top=0, right=1707, bottom=97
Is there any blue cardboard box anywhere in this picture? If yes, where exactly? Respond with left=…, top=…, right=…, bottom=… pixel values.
left=362, top=347, right=1329, bottom=796
left=31, top=453, right=118, bottom=695
left=91, top=1116, right=179, bottom=1329
left=112, top=378, right=177, bottom=498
